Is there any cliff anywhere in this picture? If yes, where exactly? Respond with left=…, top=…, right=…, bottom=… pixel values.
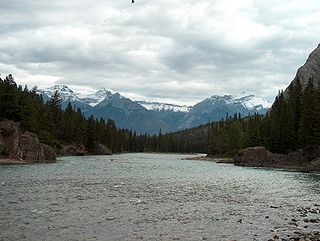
left=284, top=43, right=320, bottom=96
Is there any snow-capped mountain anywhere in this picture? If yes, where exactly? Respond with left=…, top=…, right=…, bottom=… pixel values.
left=37, top=86, right=115, bottom=107
left=178, top=93, right=271, bottom=130
left=207, top=93, right=271, bottom=111
left=38, top=85, right=79, bottom=102
left=135, top=101, right=192, bottom=113
left=76, top=88, right=114, bottom=107
left=37, top=85, right=271, bottom=134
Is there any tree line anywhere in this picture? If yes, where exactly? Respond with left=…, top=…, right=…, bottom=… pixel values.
left=3, top=74, right=316, bottom=156
left=208, top=78, right=320, bottom=156
left=0, top=74, right=202, bottom=153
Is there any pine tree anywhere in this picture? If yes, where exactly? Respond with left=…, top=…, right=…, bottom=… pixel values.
left=299, top=80, right=316, bottom=147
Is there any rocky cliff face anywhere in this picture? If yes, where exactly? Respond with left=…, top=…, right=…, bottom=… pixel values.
left=284, top=43, right=320, bottom=95
left=0, top=120, right=56, bottom=163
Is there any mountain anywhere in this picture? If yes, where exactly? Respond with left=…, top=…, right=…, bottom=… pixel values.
left=85, top=93, right=173, bottom=134
left=37, top=85, right=271, bottom=134
left=178, top=93, right=271, bottom=130
left=135, top=101, right=191, bottom=112
left=78, top=88, right=114, bottom=107
left=37, top=85, right=93, bottom=111
left=284, top=43, right=320, bottom=96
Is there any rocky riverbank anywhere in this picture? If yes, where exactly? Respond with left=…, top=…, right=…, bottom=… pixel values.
left=234, top=146, right=320, bottom=173
left=0, top=120, right=113, bottom=165
left=267, top=204, right=320, bottom=241
left=0, top=120, right=56, bottom=164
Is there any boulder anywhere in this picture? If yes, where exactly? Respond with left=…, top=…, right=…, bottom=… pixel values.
left=92, top=142, right=112, bottom=155
left=0, top=120, right=22, bottom=159
left=20, top=131, right=45, bottom=162
left=277, top=149, right=308, bottom=168
left=42, top=144, right=57, bottom=162
left=0, top=120, right=56, bottom=163
left=0, top=132, right=7, bottom=156
left=234, top=146, right=320, bottom=172
left=234, top=146, right=283, bottom=167
left=302, top=145, right=320, bottom=161
left=60, top=144, right=88, bottom=156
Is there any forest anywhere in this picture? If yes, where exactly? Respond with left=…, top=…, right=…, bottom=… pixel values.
left=0, top=74, right=204, bottom=154
left=1, top=74, right=318, bottom=156
left=207, top=78, right=320, bottom=156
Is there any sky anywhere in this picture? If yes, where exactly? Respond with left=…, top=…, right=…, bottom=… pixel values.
left=0, top=0, right=319, bottom=105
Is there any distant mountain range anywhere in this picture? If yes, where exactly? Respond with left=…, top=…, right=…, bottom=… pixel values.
left=37, top=85, right=271, bottom=134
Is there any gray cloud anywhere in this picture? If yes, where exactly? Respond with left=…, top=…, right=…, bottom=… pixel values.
left=0, top=0, right=319, bottom=104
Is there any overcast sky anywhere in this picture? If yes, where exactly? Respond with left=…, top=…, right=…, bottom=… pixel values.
left=0, top=0, right=319, bottom=105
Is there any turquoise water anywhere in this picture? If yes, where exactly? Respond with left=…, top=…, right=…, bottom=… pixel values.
left=0, top=153, right=319, bottom=241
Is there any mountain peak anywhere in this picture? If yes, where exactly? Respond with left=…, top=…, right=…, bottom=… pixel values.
left=50, top=84, right=73, bottom=92
left=207, top=93, right=271, bottom=110
left=284, top=43, right=320, bottom=96
left=39, top=84, right=76, bottom=99
left=136, top=100, right=192, bottom=112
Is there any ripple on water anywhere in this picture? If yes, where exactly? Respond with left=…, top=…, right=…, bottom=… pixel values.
left=1, top=153, right=319, bottom=241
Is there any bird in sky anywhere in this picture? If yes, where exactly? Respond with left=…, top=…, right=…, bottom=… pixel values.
left=132, top=0, right=134, bottom=3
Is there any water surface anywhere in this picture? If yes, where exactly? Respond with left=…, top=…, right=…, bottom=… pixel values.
left=1, top=153, right=319, bottom=241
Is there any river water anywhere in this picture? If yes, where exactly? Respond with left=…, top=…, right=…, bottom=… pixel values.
left=0, top=153, right=319, bottom=241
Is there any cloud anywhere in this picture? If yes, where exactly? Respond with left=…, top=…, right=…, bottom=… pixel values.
left=0, top=0, right=319, bottom=104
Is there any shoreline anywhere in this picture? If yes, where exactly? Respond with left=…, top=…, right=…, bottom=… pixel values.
left=0, top=159, right=28, bottom=165
left=182, top=154, right=320, bottom=174
left=181, top=155, right=234, bottom=163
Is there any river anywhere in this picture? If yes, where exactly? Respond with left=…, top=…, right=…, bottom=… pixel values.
left=0, top=153, right=319, bottom=241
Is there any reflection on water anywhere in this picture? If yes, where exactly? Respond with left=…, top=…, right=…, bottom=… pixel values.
left=0, top=153, right=319, bottom=241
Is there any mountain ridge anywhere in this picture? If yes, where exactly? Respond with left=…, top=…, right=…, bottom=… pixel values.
left=37, top=86, right=271, bottom=134
left=284, top=43, right=320, bottom=96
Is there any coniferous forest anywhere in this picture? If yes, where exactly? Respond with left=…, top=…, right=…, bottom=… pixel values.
left=1, top=74, right=319, bottom=156
left=207, top=78, right=320, bottom=156
left=0, top=74, right=205, bottom=154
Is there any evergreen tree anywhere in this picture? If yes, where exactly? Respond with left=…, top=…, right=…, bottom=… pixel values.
left=299, top=80, right=316, bottom=147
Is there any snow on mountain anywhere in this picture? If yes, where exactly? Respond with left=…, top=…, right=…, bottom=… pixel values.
left=208, top=93, right=271, bottom=110
left=76, top=88, right=114, bottom=107
left=37, top=85, right=124, bottom=107
left=136, top=101, right=192, bottom=113
left=39, top=85, right=80, bottom=102
left=36, top=85, right=271, bottom=133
